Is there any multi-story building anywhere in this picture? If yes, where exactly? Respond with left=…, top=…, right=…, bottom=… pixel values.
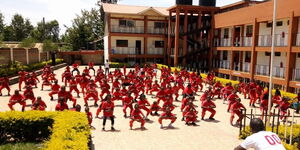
left=102, top=0, right=300, bottom=92
left=102, top=3, right=168, bottom=64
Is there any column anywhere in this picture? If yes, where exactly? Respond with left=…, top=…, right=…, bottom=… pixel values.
left=183, top=10, right=188, bottom=66
left=239, top=51, right=243, bottom=71
left=144, top=16, right=148, bottom=55
left=286, top=12, right=298, bottom=91
left=167, top=11, right=172, bottom=65
left=108, top=14, right=112, bottom=61
left=26, top=48, right=29, bottom=65
left=174, top=8, right=180, bottom=67
left=10, top=48, right=13, bottom=62
left=208, top=12, right=215, bottom=69
left=250, top=19, right=259, bottom=79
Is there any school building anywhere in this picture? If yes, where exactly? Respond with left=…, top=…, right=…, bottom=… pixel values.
left=101, top=0, right=300, bottom=92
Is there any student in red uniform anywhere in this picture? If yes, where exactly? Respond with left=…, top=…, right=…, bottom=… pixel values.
left=112, top=88, right=122, bottom=101
left=130, top=104, right=146, bottom=130
left=88, top=61, right=95, bottom=76
left=41, top=76, right=52, bottom=91
left=8, top=90, right=26, bottom=111
left=276, top=97, right=291, bottom=121
left=150, top=101, right=161, bottom=116
left=122, top=93, right=134, bottom=117
left=72, top=62, right=80, bottom=76
left=32, top=96, right=47, bottom=111
left=249, top=80, right=257, bottom=107
left=0, top=76, right=10, bottom=96
left=55, top=97, right=69, bottom=111
left=100, top=95, right=115, bottom=131
left=49, top=80, right=61, bottom=100
left=58, top=86, right=77, bottom=108
left=99, top=80, right=110, bottom=101
left=149, top=80, right=160, bottom=95
left=138, top=94, right=151, bottom=119
left=227, top=90, right=239, bottom=112
left=201, top=97, right=216, bottom=120
left=23, top=82, right=36, bottom=103
left=183, top=83, right=194, bottom=96
left=184, top=102, right=198, bottom=126
left=18, top=70, right=27, bottom=91
left=260, top=93, right=269, bottom=120
left=158, top=107, right=177, bottom=129
left=223, top=82, right=234, bottom=103
left=69, top=77, right=80, bottom=98
left=85, top=107, right=93, bottom=126
left=84, top=84, right=99, bottom=106
left=212, top=81, right=223, bottom=99
left=230, top=98, right=246, bottom=126
left=156, top=87, right=166, bottom=105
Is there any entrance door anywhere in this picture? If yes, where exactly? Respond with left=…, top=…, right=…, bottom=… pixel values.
left=135, top=40, right=141, bottom=55
left=235, top=27, right=241, bottom=46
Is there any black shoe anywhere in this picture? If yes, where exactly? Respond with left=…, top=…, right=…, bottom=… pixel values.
left=102, top=127, right=105, bottom=131
left=111, top=127, right=115, bottom=131
left=201, top=117, right=204, bottom=120
left=150, top=112, right=153, bottom=116
left=181, top=118, right=184, bottom=121
left=191, top=122, right=197, bottom=126
left=209, top=117, right=215, bottom=120
left=94, top=103, right=98, bottom=107
left=124, top=114, right=127, bottom=118
left=0, top=93, right=2, bottom=96
left=50, top=97, right=53, bottom=101
left=155, top=112, right=159, bottom=116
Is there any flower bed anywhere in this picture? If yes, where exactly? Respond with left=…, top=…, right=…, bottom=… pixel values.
left=0, top=111, right=90, bottom=150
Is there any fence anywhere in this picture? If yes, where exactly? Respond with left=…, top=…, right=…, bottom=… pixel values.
left=0, top=48, right=48, bottom=65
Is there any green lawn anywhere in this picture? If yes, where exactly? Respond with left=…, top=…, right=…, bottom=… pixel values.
left=0, top=143, right=42, bottom=150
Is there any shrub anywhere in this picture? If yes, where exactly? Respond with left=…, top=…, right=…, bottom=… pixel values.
left=0, top=111, right=90, bottom=150
left=109, top=62, right=132, bottom=68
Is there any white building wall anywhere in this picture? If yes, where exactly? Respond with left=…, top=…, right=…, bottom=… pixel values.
left=257, top=52, right=270, bottom=65
left=111, top=36, right=144, bottom=48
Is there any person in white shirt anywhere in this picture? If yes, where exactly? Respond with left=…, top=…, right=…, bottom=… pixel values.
left=104, top=59, right=109, bottom=75
left=234, top=118, right=285, bottom=150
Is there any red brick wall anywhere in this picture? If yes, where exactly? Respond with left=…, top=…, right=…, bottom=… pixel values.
left=13, top=48, right=27, bottom=64
left=28, top=48, right=39, bottom=64
left=0, top=48, right=11, bottom=64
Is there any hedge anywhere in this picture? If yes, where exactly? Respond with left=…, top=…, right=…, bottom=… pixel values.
left=0, top=111, right=90, bottom=150
left=0, top=59, right=64, bottom=77
left=109, top=62, right=132, bottom=68
left=240, top=125, right=300, bottom=150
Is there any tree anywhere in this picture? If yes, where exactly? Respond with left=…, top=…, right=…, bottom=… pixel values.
left=98, top=0, right=118, bottom=4
left=42, top=40, right=58, bottom=51
left=10, top=14, right=33, bottom=41
left=19, top=37, right=36, bottom=48
left=32, top=19, right=60, bottom=42
left=62, top=8, right=104, bottom=50
left=3, top=26, right=14, bottom=41
left=0, top=12, right=4, bottom=36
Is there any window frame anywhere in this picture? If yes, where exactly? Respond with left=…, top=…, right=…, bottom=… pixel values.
left=116, top=40, right=128, bottom=47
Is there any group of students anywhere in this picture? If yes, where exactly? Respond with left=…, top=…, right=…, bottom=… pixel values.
left=0, top=61, right=299, bottom=130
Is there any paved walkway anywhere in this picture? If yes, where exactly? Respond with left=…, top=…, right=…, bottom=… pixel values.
left=0, top=66, right=298, bottom=150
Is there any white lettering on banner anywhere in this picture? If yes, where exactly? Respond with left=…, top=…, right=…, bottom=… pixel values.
left=233, top=72, right=241, bottom=75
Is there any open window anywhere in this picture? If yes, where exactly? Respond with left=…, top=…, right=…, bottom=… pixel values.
left=116, top=40, right=128, bottom=47
left=155, top=41, right=164, bottom=48
left=154, top=22, right=165, bottom=28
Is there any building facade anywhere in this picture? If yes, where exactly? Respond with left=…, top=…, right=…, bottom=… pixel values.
left=102, top=0, right=300, bottom=92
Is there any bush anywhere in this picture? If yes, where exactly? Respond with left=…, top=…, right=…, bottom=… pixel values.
left=240, top=125, right=300, bottom=150
left=109, top=62, right=132, bottom=68
left=0, top=111, right=90, bottom=150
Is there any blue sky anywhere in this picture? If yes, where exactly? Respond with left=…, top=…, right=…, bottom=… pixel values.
left=0, top=0, right=242, bottom=34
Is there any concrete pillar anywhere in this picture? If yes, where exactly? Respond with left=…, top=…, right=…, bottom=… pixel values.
left=26, top=48, right=29, bottom=64
left=174, top=8, right=180, bottom=67
left=10, top=48, right=13, bottom=62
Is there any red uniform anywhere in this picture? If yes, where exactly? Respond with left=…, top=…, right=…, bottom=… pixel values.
left=249, top=82, right=257, bottom=105
left=32, top=100, right=47, bottom=111
left=122, top=95, right=133, bottom=116
left=84, top=87, right=99, bottom=105
left=23, top=86, right=36, bottom=102
left=129, top=108, right=145, bottom=128
left=158, top=112, right=176, bottom=124
left=86, top=112, right=93, bottom=125
left=201, top=100, right=216, bottom=119
left=227, top=93, right=239, bottom=112
left=69, top=80, right=80, bottom=96
left=278, top=101, right=290, bottom=120
left=8, top=94, right=26, bottom=111
left=230, top=102, right=246, bottom=125
left=97, top=101, right=115, bottom=117
left=184, top=108, right=197, bottom=123
left=55, top=103, right=69, bottom=111
left=18, top=71, right=27, bottom=91
left=138, top=99, right=151, bottom=116
left=0, top=77, right=10, bottom=95
left=183, top=87, right=194, bottom=96
left=49, top=84, right=61, bottom=99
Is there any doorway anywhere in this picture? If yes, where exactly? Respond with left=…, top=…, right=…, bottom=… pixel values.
left=135, top=40, right=141, bottom=55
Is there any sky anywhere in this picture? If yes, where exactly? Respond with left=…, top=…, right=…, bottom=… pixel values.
left=0, top=0, right=242, bottom=34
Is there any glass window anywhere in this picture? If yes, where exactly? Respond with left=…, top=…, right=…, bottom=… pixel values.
left=246, top=25, right=253, bottom=37
left=154, top=22, right=165, bottom=28
left=116, top=40, right=128, bottom=47
left=224, top=28, right=229, bottom=39
left=119, top=20, right=127, bottom=27
left=119, top=20, right=135, bottom=27
left=155, top=41, right=164, bottom=48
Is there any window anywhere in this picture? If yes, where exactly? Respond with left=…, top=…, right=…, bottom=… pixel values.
left=116, top=40, right=128, bottom=47
left=154, top=22, right=165, bottom=28
left=223, top=51, right=228, bottom=60
left=297, top=53, right=300, bottom=58
left=119, top=20, right=135, bottom=27
left=245, top=52, right=251, bottom=62
left=275, top=52, right=281, bottom=56
left=224, top=28, right=229, bottom=39
left=267, top=22, right=273, bottom=28
left=155, top=41, right=164, bottom=48
left=276, top=21, right=283, bottom=26
left=246, top=25, right=253, bottom=37
left=265, top=52, right=271, bottom=56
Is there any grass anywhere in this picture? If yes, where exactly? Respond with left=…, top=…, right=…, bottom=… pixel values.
left=0, top=143, right=43, bottom=150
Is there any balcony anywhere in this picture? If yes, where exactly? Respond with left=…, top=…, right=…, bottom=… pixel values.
left=112, top=47, right=144, bottom=55
left=170, top=48, right=183, bottom=57
left=292, top=68, right=300, bottom=81
left=296, top=33, right=300, bottom=46
left=148, top=27, right=165, bottom=34
left=242, top=62, right=251, bottom=72
left=256, top=64, right=269, bottom=76
left=111, top=26, right=144, bottom=34
left=147, top=47, right=164, bottom=55
left=219, top=60, right=230, bottom=69
left=232, top=36, right=253, bottom=47
left=214, top=38, right=232, bottom=47
left=258, top=34, right=288, bottom=47
left=256, top=64, right=285, bottom=78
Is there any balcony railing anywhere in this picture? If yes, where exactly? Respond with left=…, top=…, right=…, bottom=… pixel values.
left=171, top=48, right=183, bottom=57
left=256, top=64, right=269, bottom=76
left=219, top=60, right=230, bottom=69
left=242, top=62, right=250, bottom=72
left=112, top=47, right=144, bottom=55
left=292, top=68, right=300, bottom=81
left=148, top=27, right=165, bottom=34
left=111, top=26, right=144, bottom=34
left=233, top=62, right=240, bottom=71
left=258, top=34, right=288, bottom=47
left=272, top=66, right=285, bottom=78
left=296, top=34, right=300, bottom=46
left=147, top=47, right=164, bottom=55
left=214, top=38, right=232, bottom=47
